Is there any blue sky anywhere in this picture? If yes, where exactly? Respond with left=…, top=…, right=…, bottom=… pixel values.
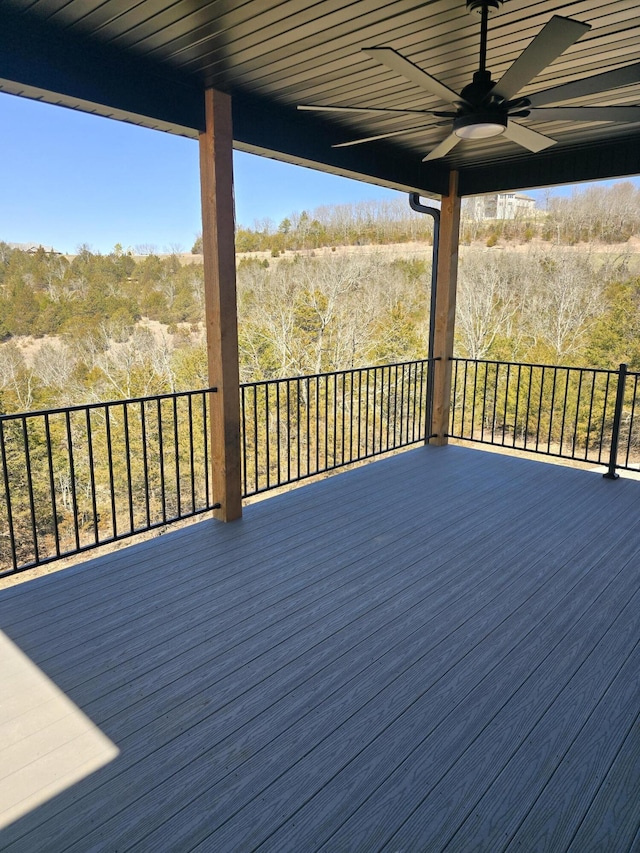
left=0, top=91, right=636, bottom=254
left=0, top=93, right=401, bottom=254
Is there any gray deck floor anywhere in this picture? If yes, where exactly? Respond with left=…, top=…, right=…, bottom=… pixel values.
left=1, top=445, right=640, bottom=852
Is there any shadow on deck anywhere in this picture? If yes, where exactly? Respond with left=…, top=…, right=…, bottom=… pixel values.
left=1, top=445, right=640, bottom=852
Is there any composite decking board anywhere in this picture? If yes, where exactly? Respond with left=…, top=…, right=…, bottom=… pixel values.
left=190, top=500, right=640, bottom=853
left=134, top=564, right=632, bottom=849
left=86, top=472, right=608, bottom=744
left=2, top=448, right=502, bottom=649
left=566, top=707, right=640, bottom=853
left=0, top=466, right=632, bottom=804
left=0, top=452, right=584, bottom=844
left=376, top=574, right=640, bottom=853
left=262, top=564, right=636, bottom=849
left=2, top=447, right=640, bottom=851
left=305, top=558, right=640, bottom=852
left=59, top=476, right=638, bottom=851
left=1, top=440, right=459, bottom=609
left=0, top=441, right=398, bottom=601
left=0, top=460, right=636, bottom=644
left=13, top=454, right=551, bottom=693
left=454, top=644, right=640, bottom=851
left=79, top=463, right=596, bottom=748
left=429, top=605, right=640, bottom=851
left=4, top=478, right=404, bottom=645
left=60, top=466, right=596, bottom=772
left=11, top=500, right=608, bottom=852
left=3, top=465, right=512, bottom=698
left=15, top=451, right=590, bottom=713
left=3, top=447, right=533, bottom=671
left=502, top=645, right=640, bottom=852
left=0, top=446, right=431, bottom=628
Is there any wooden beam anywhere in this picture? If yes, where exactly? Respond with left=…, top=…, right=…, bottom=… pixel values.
left=431, top=170, right=461, bottom=446
left=199, top=89, right=242, bottom=521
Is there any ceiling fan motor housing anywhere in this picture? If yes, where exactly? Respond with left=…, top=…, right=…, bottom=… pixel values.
left=460, top=69, right=500, bottom=104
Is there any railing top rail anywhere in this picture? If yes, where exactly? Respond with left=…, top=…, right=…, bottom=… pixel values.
left=451, top=356, right=618, bottom=376
left=240, top=358, right=435, bottom=389
left=1, top=359, right=436, bottom=423
left=0, top=386, right=218, bottom=423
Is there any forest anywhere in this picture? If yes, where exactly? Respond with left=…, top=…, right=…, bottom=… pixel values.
left=1, top=181, right=640, bottom=417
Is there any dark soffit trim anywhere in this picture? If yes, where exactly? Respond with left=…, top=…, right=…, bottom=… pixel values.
left=458, top=137, right=640, bottom=196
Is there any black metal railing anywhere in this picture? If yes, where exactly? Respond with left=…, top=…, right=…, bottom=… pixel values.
left=240, top=359, right=434, bottom=496
left=609, top=365, right=640, bottom=475
left=0, top=388, right=219, bottom=576
left=1, top=362, right=434, bottom=575
left=11, top=355, right=639, bottom=577
left=449, top=358, right=640, bottom=473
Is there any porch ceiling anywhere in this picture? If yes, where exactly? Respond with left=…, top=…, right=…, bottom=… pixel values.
left=2, top=0, right=640, bottom=198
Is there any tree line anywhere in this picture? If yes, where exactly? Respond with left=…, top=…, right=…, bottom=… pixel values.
left=192, top=181, right=640, bottom=253
left=192, top=198, right=436, bottom=254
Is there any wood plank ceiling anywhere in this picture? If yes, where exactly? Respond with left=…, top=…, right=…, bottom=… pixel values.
left=1, top=0, right=640, bottom=197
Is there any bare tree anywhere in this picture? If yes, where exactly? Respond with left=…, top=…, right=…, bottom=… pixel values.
left=525, top=250, right=604, bottom=359
left=456, top=251, right=529, bottom=359
left=32, top=341, right=77, bottom=402
left=0, top=343, right=35, bottom=410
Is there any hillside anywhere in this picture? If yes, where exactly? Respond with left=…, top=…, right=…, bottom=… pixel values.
left=3, top=181, right=640, bottom=415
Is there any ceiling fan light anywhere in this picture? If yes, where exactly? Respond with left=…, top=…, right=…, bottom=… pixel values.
left=454, top=112, right=507, bottom=138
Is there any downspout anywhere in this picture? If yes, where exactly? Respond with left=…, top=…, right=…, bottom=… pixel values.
left=409, top=192, right=440, bottom=443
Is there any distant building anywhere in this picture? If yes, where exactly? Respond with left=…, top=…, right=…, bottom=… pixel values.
left=8, top=242, right=58, bottom=254
left=465, top=192, right=537, bottom=221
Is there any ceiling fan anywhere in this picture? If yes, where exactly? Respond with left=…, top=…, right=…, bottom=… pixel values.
left=298, top=0, right=640, bottom=161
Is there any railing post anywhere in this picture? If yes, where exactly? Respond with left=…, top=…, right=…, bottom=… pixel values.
left=603, top=362, right=627, bottom=480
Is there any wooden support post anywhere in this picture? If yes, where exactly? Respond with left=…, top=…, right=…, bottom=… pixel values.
left=199, top=89, right=242, bottom=520
left=431, top=170, right=461, bottom=445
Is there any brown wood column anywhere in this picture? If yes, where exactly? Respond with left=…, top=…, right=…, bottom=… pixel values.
left=199, top=88, right=242, bottom=520
left=431, top=170, right=461, bottom=446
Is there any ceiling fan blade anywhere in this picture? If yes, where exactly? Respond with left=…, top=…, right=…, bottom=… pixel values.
left=332, top=124, right=430, bottom=148
left=527, top=62, right=640, bottom=107
left=298, top=104, right=436, bottom=116
left=491, top=16, right=591, bottom=102
left=502, top=120, right=557, bottom=152
left=422, top=133, right=461, bottom=162
left=529, top=106, right=640, bottom=122
left=363, top=47, right=465, bottom=107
